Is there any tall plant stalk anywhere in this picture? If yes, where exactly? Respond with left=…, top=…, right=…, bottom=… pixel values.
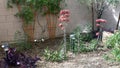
left=63, top=24, right=67, bottom=54
left=91, top=2, right=95, bottom=31
left=58, top=10, right=70, bottom=56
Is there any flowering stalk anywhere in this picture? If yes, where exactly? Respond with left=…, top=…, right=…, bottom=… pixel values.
left=96, top=19, right=107, bottom=41
left=63, top=24, right=66, bottom=54
left=58, top=10, right=70, bottom=55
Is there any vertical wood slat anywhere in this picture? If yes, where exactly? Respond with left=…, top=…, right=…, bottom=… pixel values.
left=17, top=5, right=34, bottom=42
left=46, top=13, right=57, bottom=38
left=23, top=24, right=34, bottom=42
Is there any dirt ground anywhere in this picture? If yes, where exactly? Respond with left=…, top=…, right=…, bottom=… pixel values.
left=0, top=37, right=120, bottom=68
left=36, top=51, right=120, bottom=68
left=34, top=38, right=120, bottom=68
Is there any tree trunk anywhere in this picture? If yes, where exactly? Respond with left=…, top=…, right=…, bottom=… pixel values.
left=91, top=2, right=95, bottom=31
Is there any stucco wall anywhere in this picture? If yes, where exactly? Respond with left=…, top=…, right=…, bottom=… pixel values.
left=34, top=0, right=92, bottom=40
left=0, top=0, right=23, bottom=42
left=102, top=4, right=120, bottom=31
left=0, top=0, right=119, bottom=42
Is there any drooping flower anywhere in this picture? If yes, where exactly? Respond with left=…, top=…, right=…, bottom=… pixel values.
left=58, top=17, right=63, bottom=22
left=96, top=24, right=100, bottom=27
left=59, top=17, right=69, bottom=22
left=58, top=9, right=70, bottom=30
left=59, top=10, right=70, bottom=23
left=61, top=27, right=65, bottom=30
left=58, top=23, right=63, bottom=27
left=60, top=10, right=70, bottom=15
left=96, top=19, right=107, bottom=23
left=64, top=14, right=70, bottom=17
left=60, top=10, right=65, bottom=15
left=96, top=32, right=100, bottom=36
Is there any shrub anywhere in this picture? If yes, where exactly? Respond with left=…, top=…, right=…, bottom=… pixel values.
left=87, top=39, right=98, bottom=51
left=104, top=31, right=120, bottom=62
left=104, top=46, right=120, bottom=62
left=69, top=34, right=98, bottom=53
left=69, top=26, right=98, bottom=53
left=106, top=31, right=120, bottom=48
left=44, top=48, right=66, bottom=62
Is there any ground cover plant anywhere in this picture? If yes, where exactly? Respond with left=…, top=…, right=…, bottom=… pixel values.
left=0, top=43, right=40, bottom=68
left=106, top=31, right=120, bottom=48
left=104, top=31, right=120, bottom=62
left=68, top=25, right=98, bottom=53
left=44, top=47, right=66, bottom=62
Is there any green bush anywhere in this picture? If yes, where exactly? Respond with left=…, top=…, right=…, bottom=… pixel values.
left=69, top=26, right=98, bottom=53
left=81, top=24, right=92, bottom=42
left=80, top=33, right=92, bottom=42
left=104, top=31, right=120, bottom=62
left=106, top=31, right=120, bottom=48
left=16, top=6, right=34, bottom=24
left=87, top=39, right=98, bottom=51
left=78, top=39, right=98, bottom=52
left=44, top=47, right=66, bottom=62
left=69, top=34, right=98, bottom=53
left=104, top=46, right=120, bottom=62
left=73, top=25, right=92, bottom=42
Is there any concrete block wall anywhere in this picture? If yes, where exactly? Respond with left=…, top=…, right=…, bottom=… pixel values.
left=0, top=0, right=119, bottom=42
left=0, top=0, right=23, bottom=42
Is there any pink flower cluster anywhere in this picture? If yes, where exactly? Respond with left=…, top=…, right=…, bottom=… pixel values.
left=96, top=23, right=100, bottom=27
left=96, top=19, right=107, bottom=23
left=95, top=19, right=107, bottom=36
left=58, top=10, right=70, bottom=30
left=96, top=32, right=100, bottom=36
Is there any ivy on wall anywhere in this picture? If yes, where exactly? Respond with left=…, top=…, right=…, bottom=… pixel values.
left=7, top=0, right=65, bottom=40
left=7, top=0, right=64, bottom=24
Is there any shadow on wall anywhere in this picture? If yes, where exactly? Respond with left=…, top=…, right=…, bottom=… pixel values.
left=102, top=5, right=120, bottom=31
